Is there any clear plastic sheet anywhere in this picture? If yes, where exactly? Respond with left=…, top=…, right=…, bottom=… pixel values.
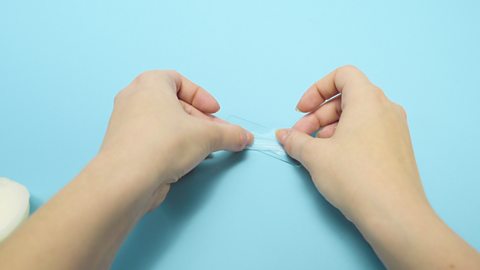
left=226, top=116, right=300, bottom=166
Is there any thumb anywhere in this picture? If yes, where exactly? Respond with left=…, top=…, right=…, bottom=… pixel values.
left=208, top=122, right=254, bottom=152
left=276, top=128, right=316, bottom=165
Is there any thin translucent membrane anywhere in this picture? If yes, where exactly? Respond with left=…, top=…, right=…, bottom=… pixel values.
left=226, top=116, right=300, bottom=166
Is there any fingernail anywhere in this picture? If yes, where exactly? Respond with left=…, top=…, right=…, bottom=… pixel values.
left=295, top=107, right=301, bottom=112
left=242, top=132, right=251, bottom=148
left=246, top=131, right=254, bottom=146
left=276, top=129, right=290, bottom=144
left=241, top=133, right=248, bottom=148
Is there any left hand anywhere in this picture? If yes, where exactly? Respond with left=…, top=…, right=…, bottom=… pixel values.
left=99, top=70, right=253, bottom=211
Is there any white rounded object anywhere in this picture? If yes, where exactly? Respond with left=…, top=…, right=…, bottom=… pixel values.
left=0, top=177, right=30, bottom=242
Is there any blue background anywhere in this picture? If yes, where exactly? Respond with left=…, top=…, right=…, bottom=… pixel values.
left=1, top=0, right=479, bottom=269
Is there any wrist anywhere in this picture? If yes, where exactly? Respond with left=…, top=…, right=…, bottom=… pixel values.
left=95, top=147, right=170, bottom=187
left=87, top=151, right=168, bottom=214
left=340, top=173, right=428, bottom=226
left=351, top=196, right=441, bottom=267
left=355, top=198, right=437, bottom=237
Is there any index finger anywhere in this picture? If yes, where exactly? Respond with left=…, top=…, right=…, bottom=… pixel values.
left=167, top=71, right=221, bottom=114
left=296, top=65, right=374, bottom=113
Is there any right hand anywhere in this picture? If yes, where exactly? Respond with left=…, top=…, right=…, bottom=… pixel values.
left=277, top=66, right=480, bottom=270
left=276, top=65, right=427, bottom=222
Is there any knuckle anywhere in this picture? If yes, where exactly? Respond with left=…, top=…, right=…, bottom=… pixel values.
left=184, top=105, right=193, bottom=115
left=365, top=85, right=388, bottom=104
left=335, top=65, right=371, bottom=89
left=394, top=103, right=407, bottom=118
left=372, top=86, right=387, bottom=100
left=129, top=70, right=179, bottom=96
left=132, top=70, right=168, bottom=86
left=164, top=69, right=180, bottom=78
left=113, top=89, right=127, bottom=104
left=133, top=70, right=154, bottom=83
left=181, top=102, right=193, bottom=115
left=337, top=65, right=361, bottom=76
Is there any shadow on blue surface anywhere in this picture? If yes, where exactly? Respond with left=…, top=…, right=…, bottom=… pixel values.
left=29, top=194, right=44, bottom=214
left=113, top=151, right=247, bottom=269
left=113, top=151, right=384, bottom=270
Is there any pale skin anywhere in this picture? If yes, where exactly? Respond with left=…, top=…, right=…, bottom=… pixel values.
left=0, top=67, right=478, bottom=269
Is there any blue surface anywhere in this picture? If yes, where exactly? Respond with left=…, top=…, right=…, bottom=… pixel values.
left=1, top=1, right=479, bottom=269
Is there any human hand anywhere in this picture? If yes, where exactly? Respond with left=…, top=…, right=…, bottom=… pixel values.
left=0, top=71, right=255, bottom=270
left=276, top=66, right=424, bottom=221
left=100, top=70, right=253, bottom=210
left=276, top=66, right=480, bottom=269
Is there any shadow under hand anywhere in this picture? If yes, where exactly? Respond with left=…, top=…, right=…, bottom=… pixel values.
left=29, top=194, right=43, bottom=214
left=293, top=166, right=385, bottom=269
left=112, top=151, right=247, bottom=270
